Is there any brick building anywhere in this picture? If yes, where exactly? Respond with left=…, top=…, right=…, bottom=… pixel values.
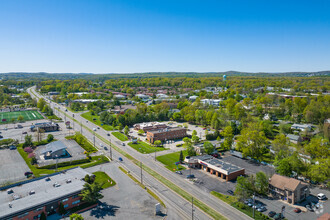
left=0, top=167, right=91, bottom=220
left=185, top=155, right=245, bottom=181
left=146, top=127, right=187, bottom=143
left=269, top=174, right=310, bottom=204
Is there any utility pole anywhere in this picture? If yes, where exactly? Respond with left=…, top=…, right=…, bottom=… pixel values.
left=80, top=120, right=83, bottom=134
left=93, top=131, right=96, bottom=148
left=140, top=162, right=143, bottom=185
left=253, top=192, right=255, bottom=219
left=154, top=149, right=156, bottom=161
left=192, top=197, right=194, bottom=220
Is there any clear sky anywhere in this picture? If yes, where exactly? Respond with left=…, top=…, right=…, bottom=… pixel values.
left=0, top=0, right=330, bottom=73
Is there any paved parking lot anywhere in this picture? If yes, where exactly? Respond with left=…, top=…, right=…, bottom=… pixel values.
left=0, top=149, right=31, bottom=185
left=71, top=163, right=164, bottom=220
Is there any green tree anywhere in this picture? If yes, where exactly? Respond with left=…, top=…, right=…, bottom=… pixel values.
left=221, top=126, right=234, bottom=150
left=47, top=134, right=54, bottom=143
left=255, top=172, right=268, bottom=195
left=179, top=150, right=184, bottom=164
left=154, top=140, right=162, bottom=147
left=23, top=134, right=33, bottom=148
left=58, top=203, right=66, bottom=215
left=304, top=137, right=330, bottom=160
left=234, top=176, right=253, bottom=201
left=37, top=98, right=46, bottom=111
left=236, top=122, right=267, bottom=161
left=204, top=141, right=214, bottom=155
left=308, top=158, right=330, bottom=183
left=118, top=123, right=123, bottom=131
left=40, top=212, right=46, bottom=220
left=70, top=213, right=84, bottom=220
left=192, top=135, right=199, bottom=144
left=192, top=130, right=197, bottom=136
left=187, top=144, right=196, bottom=156
left=275, top=158, right=292, bottom=176
left=124, top=125, right=129, bottom=136
left=183, top=137, right=191, bottom=144
left=138, top=129, right=144, bottom=135
left=17, top=115, right=24, bottom=122
left=80, top=182, right=103, bottom=203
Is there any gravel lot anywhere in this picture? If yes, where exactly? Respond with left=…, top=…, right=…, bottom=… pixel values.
left=0, top=149, right=31, bottom=185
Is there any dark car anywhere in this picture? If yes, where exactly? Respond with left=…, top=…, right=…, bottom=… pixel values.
left=273, top=213, right=283, bottom=220
left=118, top=157, right=123, bottom=162
left=268, top=211, right=276, bottom=217
left=24, top=171, right=33, bottom=176
left=187, top=174, right=195, bottom=179
left=0, top=135, right=3, bottom=139
left=22, top=131, right=27, bottom=134
left=107, top=133, right=110, bottom=136
left=227, top=190, right=234, bottom=195
left=175, top=171, right=182, bottom=175
left=293, top=208, right=301, bottom=213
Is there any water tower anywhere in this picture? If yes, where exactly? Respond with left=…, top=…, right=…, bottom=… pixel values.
left=223, top=75, right=227, bottom=81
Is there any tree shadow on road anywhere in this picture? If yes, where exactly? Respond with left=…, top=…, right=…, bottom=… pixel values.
left=89, top=202, right=120, bottom=218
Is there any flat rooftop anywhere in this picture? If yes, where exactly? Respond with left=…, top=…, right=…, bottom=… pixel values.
left=203, top=158, right=244, bottom=174
left=0, top=167, right=91, bottom=218
left=148, top=127, right=186, bottom=134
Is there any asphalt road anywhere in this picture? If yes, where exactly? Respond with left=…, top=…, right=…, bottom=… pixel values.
left=28, top=86, right=252, bottom=220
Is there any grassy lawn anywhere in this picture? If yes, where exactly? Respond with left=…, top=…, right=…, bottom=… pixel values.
left=81, top=111, right=114, bottom=131
left=156, top=150, right=187, bottom=171
left=93, top=171, right=116, bottom=189
left=211, top=191, right=271, bottom=220
left=112, top=132, right=128, bottom=141
left=0, top=110, right=44, bottom=124
left=128, top=141, right=167, bottom=154
left=66, top=132, right=98, bottom=153
left=17, top=146, right=108, bottom=177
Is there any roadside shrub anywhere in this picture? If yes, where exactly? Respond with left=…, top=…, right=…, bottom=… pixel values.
left=28, top=153, right=35, bottom=158
left=38, top=158, right=90, bottom=169
left=24, top=147, right=33, bottom=153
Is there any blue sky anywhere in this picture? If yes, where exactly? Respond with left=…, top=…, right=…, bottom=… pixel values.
left=0, top=0, right=329, bottom=73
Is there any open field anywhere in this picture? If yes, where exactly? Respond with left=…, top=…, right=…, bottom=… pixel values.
left=81, top=111, right=114, bottom=131
left=112, top=132, right=128, bottom=141
left=156, top=150, right=187, bottom=171
left=0, top=110, right=43, bottom=124
left=128, top=141, right=167, bottom=154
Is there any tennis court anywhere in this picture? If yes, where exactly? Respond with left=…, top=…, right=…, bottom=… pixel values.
left=0, top=110, right=44, bottom=123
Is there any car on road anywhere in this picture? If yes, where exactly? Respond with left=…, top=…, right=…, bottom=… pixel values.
left=104, top=146, right=108, bottom=150
left=175, top=171, right=182, bottom=175
left=24, top=171, right=33, bottom=176
left=187, top=174, right=195, bottom=179
left=65, top=109, right=68, bottom=112
left=97, top=127, right=100, bottom=129
left=293, top=208, right=301, bottom=213
left=227, top=190, right=234, bottom=195
left=317, top=193, right=327, bottom=200
left=122, top=143, right=125, bottom=146
left=17, top=124, right=23, bottom=128
left=22, top=131, right=27, bottom=134
left=118, top=157, right=123, bottom=161
left=107, top=133, right=110, bottom=136
left=268, top=211, right=276, bottom=217
left=93, top=128, right=97, bottom=131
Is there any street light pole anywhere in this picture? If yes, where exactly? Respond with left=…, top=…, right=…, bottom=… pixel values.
left=253, top=192, right=255, bottom=219
left=109, top=137, right=112, bottom=160
left=140, top=162, right=143, bottom=185
left=93, top=131, right=96, bottom=148
left=192, top=197, right=194, bottom=220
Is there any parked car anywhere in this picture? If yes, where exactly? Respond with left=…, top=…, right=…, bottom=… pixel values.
left=293, top=208, right=301, bottom=213
left=244, top=199, right=252, bottom=205
left=9, top=145, right=16, bottom=150
left=17, top=124, right=23, bottom=128
left=273, top=213, right=283, bottom=220
left=0, top=135, right=3, bottom=139
left=268, top=211, right=276, bottom=217
left=24, top=171, right=33, bottom=176
left=257, top=206, right=267, bottom=212
left=305, top=204, right=313, bottom=212
left=227, top=190, right=234, bottom=195
left=317, top=193, right=327, bottom=200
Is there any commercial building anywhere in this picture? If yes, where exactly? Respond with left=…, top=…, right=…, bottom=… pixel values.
left=40, top=140, right=68, bottom=159
left=200, top=99, right=222, bottom=107
left=0, top=167, right=91, bottom=220
left=134, top=122, right=167, bottom=132
left=30, top=122, right=60, bottom=132
left=185, top=155, right=245, bottom=181
left=146, top=127, right=187, bottom=143
left=269, top=174, right=310, bottom=204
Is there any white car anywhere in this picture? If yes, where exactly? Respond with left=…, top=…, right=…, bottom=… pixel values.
left=317, top=193, right=327, bottom=200
left=93, top=128, right=97, bottom=131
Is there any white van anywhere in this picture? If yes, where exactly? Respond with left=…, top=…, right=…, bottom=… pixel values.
left=317, top=193, right=327, bottom=200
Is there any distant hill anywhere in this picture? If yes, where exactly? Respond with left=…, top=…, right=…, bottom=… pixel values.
left=0, top=71, right=329, bottom=80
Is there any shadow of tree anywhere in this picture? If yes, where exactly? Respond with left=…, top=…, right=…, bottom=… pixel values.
left=89, top=202, right=120, bottom=218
